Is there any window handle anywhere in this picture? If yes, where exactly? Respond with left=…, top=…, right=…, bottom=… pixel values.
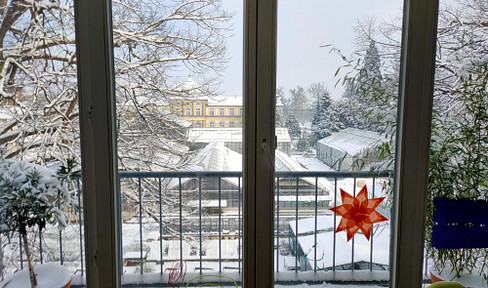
left=261, top=141, right=275, bottom=171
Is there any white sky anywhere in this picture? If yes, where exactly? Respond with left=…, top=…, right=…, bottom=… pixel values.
left=220, top=0, right=403, bottom=99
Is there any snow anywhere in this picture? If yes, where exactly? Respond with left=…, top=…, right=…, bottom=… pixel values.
left=317, top=128, right=384, bottom=156
left=0, top=263, right=71, bottom=288
left=187, top=128, right=291, bottom=144
left=289, top=216, right=390, bottom=270
left=293, top=155, right=334, bottom=172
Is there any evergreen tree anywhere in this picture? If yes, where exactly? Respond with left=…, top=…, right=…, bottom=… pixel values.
left=285, top=115, right=301, bottom=139
left=311, top=88, right=332, bottom=126
left=357, top=41, right=383, bottom=99
left=342, top=79, right=357, bottom=99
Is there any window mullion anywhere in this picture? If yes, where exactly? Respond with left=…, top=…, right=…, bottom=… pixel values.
left=244, top=0, right=277, bottom=287
left=74, top=0, right=119, bottom=287
left=391, top=0, right=439, bottom=286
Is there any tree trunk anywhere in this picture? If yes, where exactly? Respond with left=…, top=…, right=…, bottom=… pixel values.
left=21, top=230, right=37, bottom=288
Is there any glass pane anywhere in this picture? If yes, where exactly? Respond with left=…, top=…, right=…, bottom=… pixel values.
left=0, top=0, right=85, bottom=285
left=112, top=0, right=243, bottom=286
left=275, top=0, right=403, bottom=286
left=425, top=0, right=488, bottom=286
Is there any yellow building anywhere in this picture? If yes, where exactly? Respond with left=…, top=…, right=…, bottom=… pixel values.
left=170, top=96, right=243, bottom=128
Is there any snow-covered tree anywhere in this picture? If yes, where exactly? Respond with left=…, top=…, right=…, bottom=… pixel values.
left=311, top=84, right=331, bottom=127
left=0, top=0, right=231, bottom=169
left=357, top=41, right=382, bottom=94
left=313, top=98, right=368, bottom=139
left=0, top=158, right=78, bottom=287
left=0, top=0, right=232, bottom=250
left=285, top=114, right=301, bottom=139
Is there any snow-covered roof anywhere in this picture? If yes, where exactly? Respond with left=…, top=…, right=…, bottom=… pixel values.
left=187, top=128, right=291, bottom=143
left=290, top=216, right=390, bottom=269
left=207, top=96, right=242, bottom=106
left=275, top=150, right=332, bottom=198
left=317, top=128, right=384, bottom=156
left=166, top=142, right=242, bottom=189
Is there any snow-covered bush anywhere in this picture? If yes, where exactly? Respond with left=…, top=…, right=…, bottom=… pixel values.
left=0, top=158, right=78, bottom=288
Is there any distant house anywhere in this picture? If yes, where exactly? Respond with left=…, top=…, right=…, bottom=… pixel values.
left=316, top=128, right=385, bottom=171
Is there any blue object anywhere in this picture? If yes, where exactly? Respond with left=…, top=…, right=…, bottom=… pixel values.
left=432, top=197, right=488, bottom=249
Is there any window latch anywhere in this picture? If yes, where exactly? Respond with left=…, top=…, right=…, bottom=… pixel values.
left=261, top=141, right=275, bottom=171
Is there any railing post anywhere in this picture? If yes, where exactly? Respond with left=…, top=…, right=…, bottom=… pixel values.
left=77, top=178, right=84, bottom=276
left=199, top=177, right=202, bottom=275
left=295, top=176, right=299, bottom=272
left=314, top=177, right=318, bottom=272
left=179, top=177, right=183, bottom=266
left=58, top=201, right=64, bottom=265
left=276, top=177, right=280, bottom=273
left=159, top=177, right=163, bottom=275
left=218, top=177, right=222, bottom=273
left=370, top=177, right=376, bottom=271
left=238, top=176, right=242, bottom=274
left=138, top=177, right=143, bottom=275
left=333, top=177, right=337, bottom=271
left=352, top=177, right=356, bottom=271
left=39, top=228, right=43, bottom=264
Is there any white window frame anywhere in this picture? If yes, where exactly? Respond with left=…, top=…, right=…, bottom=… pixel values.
left=74, top=0, right=439, bottom=286
left=196, top=107, right=201, bottom=116
left=220, top=108, right=225, bottom=115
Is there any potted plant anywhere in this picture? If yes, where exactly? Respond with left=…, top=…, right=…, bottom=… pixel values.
left=425, top=63, right=488, bottom=285
left=0, top=158, right=79, bottom=288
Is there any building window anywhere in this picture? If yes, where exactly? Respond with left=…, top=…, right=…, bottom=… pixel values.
left=238, top=121, right=242, bottom=127
left=209, top=108, right=215, bottom=116
left=240, top=108, right=243, bottom=116
left=219, top=121, right=225, bottom=128
left=229, top=121, right=235, bottom=127
left=195, top=121, right=202, bottom=128
left=209, top=121, right=215, bottom=127
left=230, top=108, right=235, bottom=116
left=220, top=108, right=225, bottom=115
left=175, top=108, right=181, bottom=115
left=196, top=108, right=201, bottom=116
left=185, top=108, right=191, bottom=115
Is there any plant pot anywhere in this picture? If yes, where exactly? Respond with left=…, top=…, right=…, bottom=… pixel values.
left=430, top=266, right=487, bottom=288
left=0, top=263, right=71, bottom=288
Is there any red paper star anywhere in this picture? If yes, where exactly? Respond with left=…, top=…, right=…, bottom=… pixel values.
left=330, top=185, right=388, bottom=241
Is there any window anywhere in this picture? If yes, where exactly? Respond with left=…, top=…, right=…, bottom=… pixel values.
left=175, top=108, right=181, bottom=115
left=195, top=121, right=202, bottom=128
left=210, top=108, right=215, bottom=116
left=239, top=121, right=242, bottom=127
left=229, top=121, right=235, bottom=127
left=230, top=108, right=235, bottom=116
left=209, top=121, right=215, bottom=127
left=219, top=121, right=225, bottom=128
left=220, top=108, right=225, bottom=115
left=185, top=108, right=191, bottom=115
left=195, top=108, right=201, bottom=116
left=240, top=108, right=243, bottom=116
left=75, top=0, right=438, bottom=286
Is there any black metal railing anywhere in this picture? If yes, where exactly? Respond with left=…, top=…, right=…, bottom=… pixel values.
left=1, top=170, right=391, bottom=283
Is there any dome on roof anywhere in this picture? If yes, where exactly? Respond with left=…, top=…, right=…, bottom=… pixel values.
left=173, top=78, right=207, bottom=98
left=174, top=78, right=200, bottom=91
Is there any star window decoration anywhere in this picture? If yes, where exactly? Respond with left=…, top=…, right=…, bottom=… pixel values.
left=330, top=185, right=388, bottom=241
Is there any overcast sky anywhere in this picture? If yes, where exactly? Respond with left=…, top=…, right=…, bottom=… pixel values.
left=219, top=0, right=403, bottom=99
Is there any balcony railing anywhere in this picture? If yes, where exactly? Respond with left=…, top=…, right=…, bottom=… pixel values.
left=0, top=170, right=392, bottom=285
